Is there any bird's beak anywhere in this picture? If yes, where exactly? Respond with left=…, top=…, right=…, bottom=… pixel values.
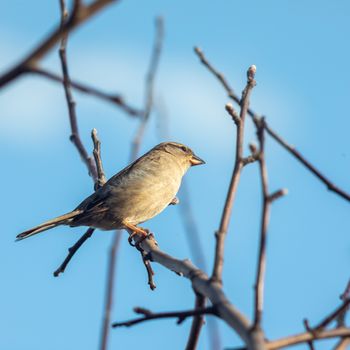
left=190, top=154, right=205, bottom=166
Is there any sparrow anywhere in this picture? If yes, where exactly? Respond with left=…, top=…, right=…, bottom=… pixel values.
left=16, top=142, right=205, bottom=241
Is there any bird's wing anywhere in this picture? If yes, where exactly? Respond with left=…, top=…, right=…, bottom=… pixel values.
left=74, top=187, right=110, bottom=213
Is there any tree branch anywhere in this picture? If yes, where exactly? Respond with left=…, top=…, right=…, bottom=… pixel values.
left=53, top=227, right=95, bottom=277
left=194, top=47, right=350, bottom=203
left=211, top=66, right=256, bottom=285
left=314, top=299, right=350, bottom=331
left=266, top=327, right=350, bottom=350
left=100, top=231, right=122, bottom=350
left=112, top=305, right=215, bottom=328
left=54, top=1, right=107, bottom=277
left=28, top=66, right=142, bottom=117
left=253, top=118, right=287, bottom=329
left=125, top=233, right=266, bottom=350
left=59, top=1, right=98, bottom=181
left=185, top=294, right=206, bottom=350
left=0, top=0, right=119, bottom=88
left=130, top=16, right=164, bottom=161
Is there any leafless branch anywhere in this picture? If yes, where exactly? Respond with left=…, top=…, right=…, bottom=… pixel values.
left=119, top=233, right=266, bottom=350
left=179, top=183, right=218, bottom=349
left=333, top=338, right=350, bottom=350
left=59, top=1, right=97, bottom=181
left=266, top=327, right=350, bottom=349
left=211, top=66, right=256, bottom=285
left=53, top=227, right=95, bottom=277
left=0, top=0, right=119, bottom=88
left=253, top=117, right=287, bottom=330
left=28, top=66, right=142, bottom=117
left=100, top=231, right=122, bottom=350
left=194, top=47, right=350, bottom=203
left=92, top=128, right=107, bottom=190
left=185, top=294, right=206, bottom=350
left=112, top=305, right=215, bottom=328
left=314, top=299, right=350, bottom=331
left=303, top=319, right=316, bottom=350
left=130, top=16, right=164, bottom=161
left=54, top=0, right=107, bottom=277
left=135, top=243, right=157, bottom=290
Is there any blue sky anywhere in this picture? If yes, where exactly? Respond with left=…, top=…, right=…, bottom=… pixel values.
left=1, top=1, right=349, bottom=349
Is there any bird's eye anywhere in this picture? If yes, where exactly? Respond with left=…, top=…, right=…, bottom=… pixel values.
left=181, top=146, right=187, bottom=152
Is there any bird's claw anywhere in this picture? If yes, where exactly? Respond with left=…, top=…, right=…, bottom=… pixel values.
left=128, top=227, right=151, bottom=248
left=169, top=197, right=180, bottom=205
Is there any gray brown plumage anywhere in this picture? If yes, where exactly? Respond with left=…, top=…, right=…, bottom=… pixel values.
left=16, top=142, right=205, bottom=241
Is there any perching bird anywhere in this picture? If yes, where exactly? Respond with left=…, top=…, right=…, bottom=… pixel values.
left=16, top=142, right=205, bottom=241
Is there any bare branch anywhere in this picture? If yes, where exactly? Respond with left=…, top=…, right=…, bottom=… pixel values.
left=100, top=231, right=122, bottom=350
left=194, top=47, right=350, bottom=203
left=112, top=305, right=215, bottom=328
left=135, top=244, right=157, bottom=290
left=253, top=118, right=287, bottom=329
left=130, top=16, right=164, bottom=161
left=126, top=233, right=266, bottom=350
left=185, top=294, right=206, bottom=350
left=303, top=319, right=316, bottom=350
left=58, top=1, right=97, bottom=181
left=314, top=299, right=350, bottom=331
left=53, top=227, right=95, bottom=277
left=28, top=67, right=142, bottom=117
left=263, top=124, right=350, bottom=202
left=266, top=327, right=350, bottom=350
left=333, top=338, right=350, bottom=350
left=92, top=128, right=107, bottom=190
left=211, top=67, right=256, bottom=285
left=54, top=0, right=107, bottom=277
left=0, top=0, right=119, bottom=88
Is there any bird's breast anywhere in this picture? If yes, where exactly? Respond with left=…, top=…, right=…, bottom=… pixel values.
left=107, top=158, right=184, bottom=225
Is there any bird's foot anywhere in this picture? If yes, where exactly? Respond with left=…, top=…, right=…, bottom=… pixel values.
left=124, top=223, right=150, bottom=247
left=169, top=197, right=180, bottom=205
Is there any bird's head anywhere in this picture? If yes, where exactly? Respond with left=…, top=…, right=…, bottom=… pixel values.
left=155, top=142, right=205, bottom=171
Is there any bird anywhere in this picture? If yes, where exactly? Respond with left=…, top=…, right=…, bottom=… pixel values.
left=16, top=142, right=205, bottom=241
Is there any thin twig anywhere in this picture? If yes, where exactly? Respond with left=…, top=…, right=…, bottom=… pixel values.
left=186, top=294, right=206, bottom=350
left=100, top=231, right=122, bottom=350
left=303, top=319, right=316, bottom=350
left=211, top=66, right=256, bottom=284
left=58, top=4, right=97, bottom=181
left=179, top=181, right=207, bottom=272
left=112, top=305, right=215, bottom=328
left=136, top=243, right=157, bottom=290
left=314, top=299, right=350, bottom=331
left=333, top=337, right=350, bottom=350
left=194, top=47, right=350, bottom=203
left=54, top=0, right=107, bottom=277
left=29, top=66, right=142, bottom=117
left=338, top=279, right=350, bottom=326
left=263, top=124, right=350, bottom=202
left=53, top=227, right=95, bottom=277
left=130, top=16, right=164, bottom=161
left=266, top=327, right=350, bottom=350
left=92, top=128, right=107, bottom=190
left=0, top=0, right=119, bottom=88
left=253, top=118, right=287, bottom=329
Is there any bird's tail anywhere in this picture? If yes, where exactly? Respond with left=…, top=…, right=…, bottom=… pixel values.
left=16, top=210, right=83, bottom=241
